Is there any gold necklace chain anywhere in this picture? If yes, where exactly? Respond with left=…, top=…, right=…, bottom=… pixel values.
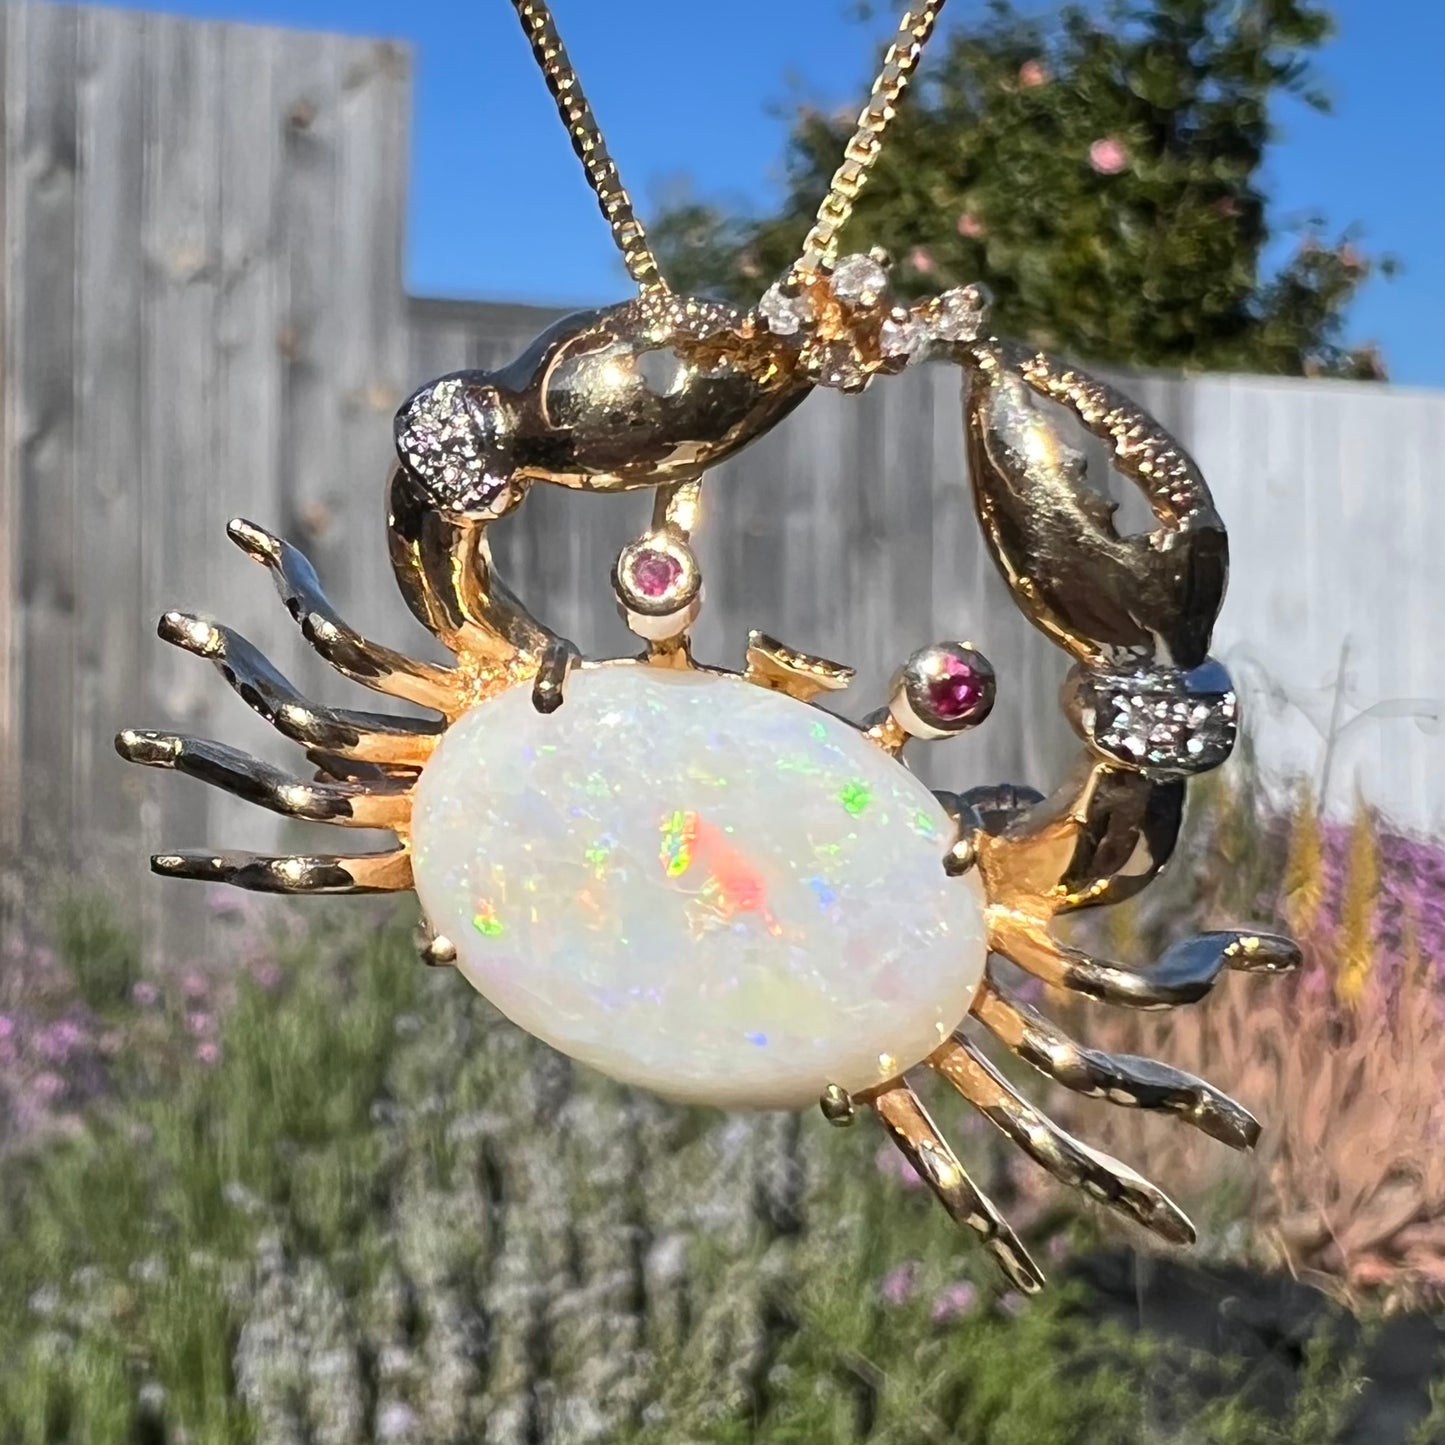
left=510, top=1, right=667, bottom=293
left=794, top=0, right=949, bottom=281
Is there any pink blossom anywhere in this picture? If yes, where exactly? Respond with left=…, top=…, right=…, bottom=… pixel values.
left=880, top=1261, right=920, bottom=1305
left=131, top=981, right=160, bottom=1008
left=250, top=961, right=282, bottom=991
left=36, top=1020, right=88, bottom=1063
left=931, top=1280, right=978, bottom=1322
left=908, top=245, right=935, bottom=275
left=0, top=1014, right=14, bottom=1041
left=186, top=1012, right=214, bottom=1038
left=32, top=1071, right=66, bottom=1102
left=875, top=1142, right=927, bottom=1190
left=1087, top=137, right=1129, bottom=175
left=195, top=1041, right=220, bottom=1066
left=180, top=970, right=209, bottom=1001
left=956, top=212, right=986, bottom=239
left=1018, top=59, right=1048, bottom=88
left=1338, top=243, right=1364, bottom=271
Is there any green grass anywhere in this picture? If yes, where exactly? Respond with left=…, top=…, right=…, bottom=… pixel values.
left=0, top=903, right=1404, bottom=1443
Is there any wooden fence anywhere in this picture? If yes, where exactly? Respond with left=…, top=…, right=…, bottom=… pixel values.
left=2, top=5, right=1441, bottom=956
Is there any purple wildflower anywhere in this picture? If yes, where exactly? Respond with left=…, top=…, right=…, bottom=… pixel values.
left=32, top=1071, right=66, bottom=1102
left=881, top=1261, right=920, bottom=1306
left=931, top=1280, right=978, bottom=1323
left=131, top=980, right=160, bottom=1008
left=36, top=1020, right=89, bottom=1064
left=250, top=961, right=282, bottom=991
left=195, top=1041, right=220, bottom=1067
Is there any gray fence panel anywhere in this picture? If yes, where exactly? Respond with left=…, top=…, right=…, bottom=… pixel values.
left=1, top=5, right=1441, bottom=959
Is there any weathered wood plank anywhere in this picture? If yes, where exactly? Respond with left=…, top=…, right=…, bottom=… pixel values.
left=0, top=8, right=19, bottom=873
left=204, top=17, right=291, bottom=855
left=13, top=4, right=81, bottom=871
left=139, top=13, right=223, bottom=957
left=73, top=7, right=150, bottom=878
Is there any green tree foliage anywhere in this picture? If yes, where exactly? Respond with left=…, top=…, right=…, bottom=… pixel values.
left=653, top=0, right=1389, bottom=378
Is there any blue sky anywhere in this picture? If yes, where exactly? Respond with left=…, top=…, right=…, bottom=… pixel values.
left=119, top=0, right=1444, bottom=386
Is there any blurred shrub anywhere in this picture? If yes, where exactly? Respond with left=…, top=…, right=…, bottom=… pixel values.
left=0, top=887, right=1397, bottom=1443
left=1073, top=782, right=1445, bottom=1310
left=52, top=889, right=142, bottom=1012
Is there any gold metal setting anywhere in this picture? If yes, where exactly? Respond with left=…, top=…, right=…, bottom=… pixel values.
left=117, top=0, right=1299, bottom=1290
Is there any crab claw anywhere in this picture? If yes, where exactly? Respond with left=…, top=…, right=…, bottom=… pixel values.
left=962, top=342, right=1228, bottom=672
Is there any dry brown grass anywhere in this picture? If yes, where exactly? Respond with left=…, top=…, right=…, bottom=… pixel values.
left=1055, top=789, right=1445, bottom=1310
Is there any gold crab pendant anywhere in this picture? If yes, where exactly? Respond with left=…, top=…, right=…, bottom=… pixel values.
left=116, top=0, right=1298, bottom=1292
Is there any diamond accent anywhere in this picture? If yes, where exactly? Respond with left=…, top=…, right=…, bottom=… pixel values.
left=757, top=283, right=811, bottom=336
left=395, top=376, right=513, bottom=515
left=830, top=253, right=889, bottom=305
left=1075, top=660, right=1237, bottom=774
left=880, top=313, right=927, bottom=362
left=931, top=285, right=988, bottom=343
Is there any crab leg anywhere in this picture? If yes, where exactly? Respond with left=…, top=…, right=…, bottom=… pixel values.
left=870, top=1079, right=1043, bottom=1293
left=931, top=1034, right=1194, bottom=1245
left=971, top=975, right=1259, bottom=1150
left=227, top=519, right=461, bottom=713
left=743, top=631, right=854, bottom=703
left=987, top=910, right=1300, bottom=1009
left=116, top=731, right=413, bottom=829
left=158, top=612, right=440, bottom=769
left=151, top=849, right=412, bottom=894
left=972, top=761, right=1186, bottom=917
left=387, top=468, right=557, bottom=671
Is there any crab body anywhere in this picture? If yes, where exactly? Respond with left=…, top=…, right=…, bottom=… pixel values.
left=410, top=664, right=988, bottom=1109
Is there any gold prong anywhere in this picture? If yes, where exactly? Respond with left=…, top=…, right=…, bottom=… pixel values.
left=414, top=922, right=458, bottom=968
left=863, top=709, right=908, bottom=756
left=531, top=637, right=579, bottom=714
left=744, top=631, right=855, bottom=702
left=157, top=611, right=441, bottom=768
left=931, top=1033, right=1195, bottom=1245
left=871, top=1079, right=1043, bottom=1293
left=151, top=849, right=413, bottom=895
left=943, top=834, right=978, bottom=877
left=820, top=1083, right=856, bottom=1127
left=971, top=976, right=1260, bottom=1151
left=227, top=518, right=461, bottom=715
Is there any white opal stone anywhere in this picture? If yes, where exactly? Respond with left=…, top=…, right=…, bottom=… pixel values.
left=410, top=666, right=987, bottom=1110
